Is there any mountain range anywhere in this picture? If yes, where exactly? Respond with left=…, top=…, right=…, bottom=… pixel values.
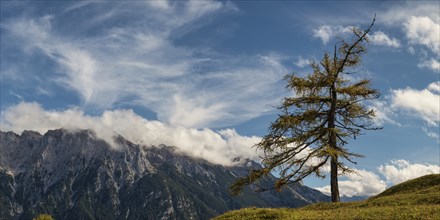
left=0, top=129, right=329, bottom=219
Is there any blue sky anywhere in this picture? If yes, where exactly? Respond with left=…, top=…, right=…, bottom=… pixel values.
left=1, top=1, right=439, bottom=197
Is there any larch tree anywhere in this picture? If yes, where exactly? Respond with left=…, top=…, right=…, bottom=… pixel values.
left=230, top=18, right=380, bottom=202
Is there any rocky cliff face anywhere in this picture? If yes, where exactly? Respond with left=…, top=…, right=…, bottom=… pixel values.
left=0, top=129, right=329, bottom=220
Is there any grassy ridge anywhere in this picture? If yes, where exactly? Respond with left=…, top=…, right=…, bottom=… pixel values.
left=213, top=174, right=440, bottom=220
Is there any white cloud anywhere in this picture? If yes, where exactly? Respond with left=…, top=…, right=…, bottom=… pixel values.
left=381, top=2, right=439, bottom=26
left=418, top=58, right=440, bottom=73
left=425, top=131, right=439, bottom=140
left=2, top=2, right=287, bottom=128
left=380, top=3, right=439, bottom=73
left=422, top=127, right=439, bottom=141
left=62, top=1, right=96, bottom=13
left=294, top=57, right=311, bottom=68
left=313, top=25, right=353, bottom=44
left=154, top=54, right=287, bottom=128
left=372, top=82, right=439, bottom=139
left=315, top=159, right=440, bottom=197
left=315, top=169, right=386, bottom=197
left=146, top=0, right=170, bottom=10
left=369, top=100, right=400, bottom=126
left=369, top=31, right=400, bottom=48
left=313, top=25, right=399, bottom=48
left=404, top=16, right=440, bottom=54
left=427, top=81, right=440, bottom=93
left=390, top=82, right=440, bottom=126
left=9, top=91, right=23, bottom=100
left=0, top=102, right=262, bottom=166
left=378, top=159, right=440, bottom=185
left=185, top=0, right=223, bottom=19
left=313, top=26, right=401, bottom=48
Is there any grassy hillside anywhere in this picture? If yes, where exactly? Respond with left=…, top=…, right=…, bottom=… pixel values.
left=213, top=174, right=440, bottom=220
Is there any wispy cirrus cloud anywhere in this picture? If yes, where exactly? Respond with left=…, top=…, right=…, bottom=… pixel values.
left=312, top=25, right=353, bottom=44
left=369, top=100, right=401, bottom=126
left=294, top=56, right=312, bottom=68
left=1, top=1, right=287, bottom=128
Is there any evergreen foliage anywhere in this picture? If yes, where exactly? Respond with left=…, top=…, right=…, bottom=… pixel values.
left=231, top=17, right=380, bottom=202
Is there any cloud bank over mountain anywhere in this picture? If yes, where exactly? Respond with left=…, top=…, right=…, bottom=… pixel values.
left=1, top=102, right=261, bottom=166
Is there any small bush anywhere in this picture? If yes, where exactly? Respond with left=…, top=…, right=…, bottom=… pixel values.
left=32, top=214, right=54, bottom=220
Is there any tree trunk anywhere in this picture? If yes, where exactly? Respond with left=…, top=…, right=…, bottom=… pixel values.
left=329, top=84, right=340, bottom=202
left=330, top=157, right=340, bottom=202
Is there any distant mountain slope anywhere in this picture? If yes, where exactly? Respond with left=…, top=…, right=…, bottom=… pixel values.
left=214, top=174, right=440, bottom=220
left=0, top=129, right=329, bottom=220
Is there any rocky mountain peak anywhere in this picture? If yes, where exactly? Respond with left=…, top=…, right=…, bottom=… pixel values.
left=0, top=129, right=329, bottom=219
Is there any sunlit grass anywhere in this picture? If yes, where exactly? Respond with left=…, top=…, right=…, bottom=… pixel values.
left=213, top=174, right=440, bottom=220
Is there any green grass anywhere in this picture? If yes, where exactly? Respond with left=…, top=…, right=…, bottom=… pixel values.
left=213, top=174, right=440, bottom=220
